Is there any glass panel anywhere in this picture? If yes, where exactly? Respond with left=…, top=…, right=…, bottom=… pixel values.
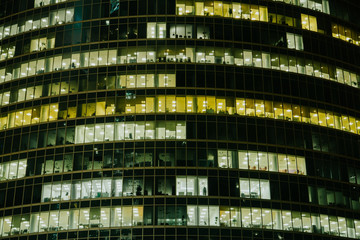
left=187, top=206, right=197, bottom=225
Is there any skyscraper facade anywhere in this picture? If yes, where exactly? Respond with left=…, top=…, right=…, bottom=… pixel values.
left=0, top=0, right=360, bottom=239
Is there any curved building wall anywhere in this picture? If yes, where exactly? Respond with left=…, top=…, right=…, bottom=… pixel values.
left=0, top=0, right=360, bottom=240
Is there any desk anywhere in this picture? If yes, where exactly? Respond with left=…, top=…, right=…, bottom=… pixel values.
left=250, top=192, right=259, bottom=198
left=79, top=224, right=89, bottom=229
left=90, top=223, right=103, bottom=228
left=252, top=224, right=262, bottom=228
left=51, top=197, right=61, bottom=201
left=11, top=228, right=20, bottom=235
left=41, top=226, right=59, bottom=232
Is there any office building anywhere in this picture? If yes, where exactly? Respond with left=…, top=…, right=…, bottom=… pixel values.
left=0, top=0, right=360, bottom=239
